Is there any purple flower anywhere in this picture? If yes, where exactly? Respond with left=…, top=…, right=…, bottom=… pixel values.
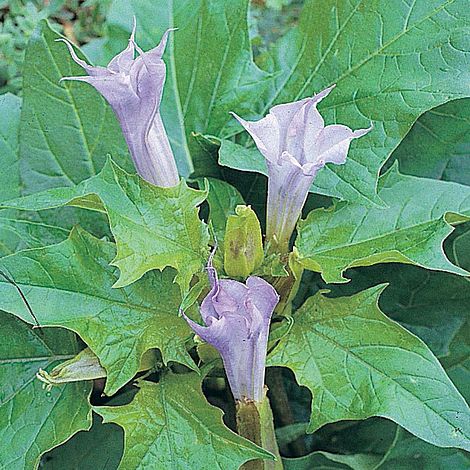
left=231, top=85, right=372, bottom=252
left=183, top=255, right=279, bottom=402
left=58, top=21, right=179, bottom=188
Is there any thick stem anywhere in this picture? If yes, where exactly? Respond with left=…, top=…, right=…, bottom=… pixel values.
left=236, top=389, right=284, bottom=470
left=265, top=368, right=306, bottom=456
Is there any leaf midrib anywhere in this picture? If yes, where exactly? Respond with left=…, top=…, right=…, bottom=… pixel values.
left=300, top=217, right=446, bottom=258
left=296, top=0, right=456, bottom=100
left=0, top=278, right=173, bottom=319
left=39, top=34, right=97, bottom=178
left=293, top=305, right=470, bottom=440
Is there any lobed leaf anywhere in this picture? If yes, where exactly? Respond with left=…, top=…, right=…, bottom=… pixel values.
left=1, top=159, right=210, bottom=290
left=268, top=286, right=470, bottom=450
left=95, top=373, right=273, bottom=469
left=296, top=166, right=470, bottom=283
left=0, top=227, right=194, bottom=395
left=0, top=312, right=91, bottom=469
left=256, top=0, right=470, bottom=205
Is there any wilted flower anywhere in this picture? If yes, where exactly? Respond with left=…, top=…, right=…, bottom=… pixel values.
left=58, top=21, right=180, bottom=188
left=182, top=254, right=279, bottom=402
left=231, top=85, right=372, bottom=252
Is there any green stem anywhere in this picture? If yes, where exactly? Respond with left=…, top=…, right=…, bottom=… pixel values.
left=267, top=254, right=304, bottom=317
left=236, top=389, right=284, bottom=470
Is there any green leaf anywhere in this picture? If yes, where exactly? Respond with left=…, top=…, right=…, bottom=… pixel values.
left=1, top=159, right=210, bottom=290
left=296, top=166, right=470, bottom=283
left=301, top=220, right=470, bottom=401
left=283, top=427, right=470, bottom=470
left=251, top=0, right=470, bottom=205
left=319, top=264, right=470, bottom=359
left=0, top=93, right=21, bottom=202
left=106, top=0, right=272, bottom=177
left=0, top=311, right=92, bottom=469
left=376, top=428, right=470, bottom=470
left=268, top=286, right=470, bottom=450
left=95, top=373, right=273, bottom=470
left=0, top=227, right=194, bottom=395
left=20, top=21, right=130, bottom=192
left=0, top=216, right=68, bottom=257
left=391, top=99, right=470, bottom=184
left=284, top=451, right=381, bottom=470
left=204, top=177, right=245, bottom=245
left=19, top=20, right=130, bottom=234
left=348, top=266, right=470, bottom=402
left=42, top=414, right=124, bottom=470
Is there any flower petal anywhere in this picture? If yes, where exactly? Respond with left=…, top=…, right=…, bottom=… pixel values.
left=107, top=18, right=136, bottom=73
left=57, top=25, right=179, bottom=188
left=246, top=276, right=279, bottom=324
left=55, top=39, right=107, bottom=77
left=315, top=124, right=373, bottom=165
left=230, top=112, right=280, bottom=163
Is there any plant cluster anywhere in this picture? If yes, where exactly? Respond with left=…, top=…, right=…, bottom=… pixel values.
left=0, top=1, right=469, bottom=469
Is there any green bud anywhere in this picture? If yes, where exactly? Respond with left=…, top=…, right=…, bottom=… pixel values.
left=224, top=205, right=264, bottom=278
left=36, top=348, right=157, bottom=390
left=36, top=348, right=106, bottom=390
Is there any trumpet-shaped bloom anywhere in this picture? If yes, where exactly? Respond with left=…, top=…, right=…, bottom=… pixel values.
left=58, top=22, right=179, bottom=187
left=183, top=256, right=279, bottom=402
left=231, top=85, right=372, bottom=252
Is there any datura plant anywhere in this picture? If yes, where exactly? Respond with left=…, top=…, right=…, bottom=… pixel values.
left=0, top=1, right=469, bottom=469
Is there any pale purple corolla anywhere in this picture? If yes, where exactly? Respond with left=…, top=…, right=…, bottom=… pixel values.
left=231, top=85, right=372, bottom=252
left=182, top=255, right=279, bottom=402
left=57, top=21, right=179, bottom=187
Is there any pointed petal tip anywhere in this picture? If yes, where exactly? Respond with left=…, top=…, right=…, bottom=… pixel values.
left=310, top=83, right=336, bottom=103
left=354, top=123, right=374, bottom=137
left=130, top=16, right=137, bottom=41
left=181, top=309, right=208, bottom=337
left=160, top=27, right=178, bottom=43
left=55, top=37, right=92, bottom=70
left=320, top=83, right=336, bottom=94
left=58, top=76, right=88, bottom=83
left=230, top=111, right=248, bottom=126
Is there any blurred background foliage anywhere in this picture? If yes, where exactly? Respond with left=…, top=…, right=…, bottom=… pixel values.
left=0, top=0, right=111, bottom=94
left=0, top=0, right=302, bottom=95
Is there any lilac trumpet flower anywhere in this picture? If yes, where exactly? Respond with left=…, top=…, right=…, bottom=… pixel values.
left=57, top=21, right=179, bottom=188
left=182, top=254, right=279, bottom=402
left=231, top=85, right=372, bottom=253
